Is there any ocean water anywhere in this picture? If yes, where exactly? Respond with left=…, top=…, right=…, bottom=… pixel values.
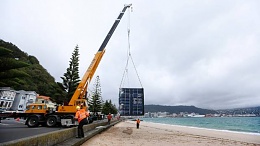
left=142, top=117, right=260, bottom=134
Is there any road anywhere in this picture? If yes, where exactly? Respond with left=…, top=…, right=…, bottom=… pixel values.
left=0, top=118, right=67, bottom=143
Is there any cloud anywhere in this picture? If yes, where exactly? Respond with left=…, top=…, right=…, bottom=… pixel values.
left=1, top=0, right=260, bottom=109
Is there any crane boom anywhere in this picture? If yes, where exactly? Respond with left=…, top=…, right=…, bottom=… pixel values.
left=1, top=4, right=133, bottom=128
left=58, top=4, right=132, bottom=112
left=99, top=4, right=132, bottom=51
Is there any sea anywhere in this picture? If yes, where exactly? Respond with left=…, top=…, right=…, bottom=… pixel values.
left=142, top=117, right=260, bottom=135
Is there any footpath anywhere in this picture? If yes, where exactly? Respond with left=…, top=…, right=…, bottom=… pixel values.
left=55, top=119, right=120, bottom=146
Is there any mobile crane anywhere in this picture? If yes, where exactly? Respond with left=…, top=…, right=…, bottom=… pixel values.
left=0, top=4, right=132, bottom=127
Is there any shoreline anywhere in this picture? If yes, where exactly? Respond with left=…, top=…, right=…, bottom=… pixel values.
left=82, top=120, right=260, bottom=146
left=140, top=121, right=260, bottom=144
left=144, top=121, right=260, bottom=136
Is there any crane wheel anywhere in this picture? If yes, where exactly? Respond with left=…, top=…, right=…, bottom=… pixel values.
left=27, top=116, right=39, bottom=127
left=46, top=116, right=57, bottom=127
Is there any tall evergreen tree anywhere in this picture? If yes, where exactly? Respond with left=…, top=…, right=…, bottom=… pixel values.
left=88, top=75, right=103, bottom=114
left=102, top=99, right=118, bottom=115
left=61, top=45, right=80, bottom=103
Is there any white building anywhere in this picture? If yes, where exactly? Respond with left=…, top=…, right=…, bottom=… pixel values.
left=11, top=90, right=37, bottom=111
left=0, top=87, right=16, bottom=110
left=144, top=112, right=151, bottom=118
left=35, top=95, right=56, bottom=110
left=158, top=112, right=168, bottom=117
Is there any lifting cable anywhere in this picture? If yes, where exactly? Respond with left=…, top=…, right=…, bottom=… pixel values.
left=120, top=7, right=143, bottom=88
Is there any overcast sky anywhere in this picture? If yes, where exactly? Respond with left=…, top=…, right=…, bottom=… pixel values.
left=1, top=0, right=260, bottom=110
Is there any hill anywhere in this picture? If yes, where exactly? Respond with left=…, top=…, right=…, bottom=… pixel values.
left=0, top=39, right=66, bottom=103
left=144, top=105, right=217, bottom=115
left=217, top=106, right=260, bottom=116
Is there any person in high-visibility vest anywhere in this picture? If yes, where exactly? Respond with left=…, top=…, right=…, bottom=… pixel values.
left=136, top=118, right=140, bottom=129
left=107, top=113, right=112, bottom=125
left=75, top=105, right=89, bottom=138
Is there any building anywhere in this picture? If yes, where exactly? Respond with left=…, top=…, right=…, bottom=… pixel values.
left=158, top=112, right=168, bottom=117
left=35, top=95, right=56, bottom=110
left=0, top=87, right=16, bottom=110
left=119, top=88, right=144, bottom=116
left=144, top=112, right=151, bottom=118
left=11, top=90, right=37, bottom=111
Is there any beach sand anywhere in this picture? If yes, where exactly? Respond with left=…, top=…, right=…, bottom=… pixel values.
left=82, top=120, right=260, bottom=146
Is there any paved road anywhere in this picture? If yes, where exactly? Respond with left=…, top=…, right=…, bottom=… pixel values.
left=0, top=118, right=67, bottom=143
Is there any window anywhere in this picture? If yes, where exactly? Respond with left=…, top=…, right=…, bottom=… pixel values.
left=37, top=106, right=42, bottom=110
left=0, top=101, right=4, bottom=107
left=19, top=105, right=23, bottom=108
left=3, top=91, right=7, bottom=96
left=8, top=102, right=11, bottom=107
left=5, top=102, right=8, bottom=107
left=22, top=96, right=26, bottom=99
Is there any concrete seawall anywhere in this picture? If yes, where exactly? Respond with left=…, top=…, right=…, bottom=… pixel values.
left=0, top=119, right=120, bottom=146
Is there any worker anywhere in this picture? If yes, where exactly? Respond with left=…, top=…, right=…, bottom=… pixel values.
left=74, top=105, right=89, bottom=138
left=136, top=118, right=140, bottom=129
left=107, top=113, right=112, bottom=125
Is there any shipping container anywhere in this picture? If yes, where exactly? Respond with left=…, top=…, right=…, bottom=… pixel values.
left=119, top=88, right=144, bottom=116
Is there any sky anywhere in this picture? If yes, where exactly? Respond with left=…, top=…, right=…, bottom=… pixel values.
left=1, top=0, right=260, bottom=110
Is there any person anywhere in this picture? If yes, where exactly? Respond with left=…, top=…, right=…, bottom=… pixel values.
left=136, top=118, right=140, bottom=129
left=74, top=105, right=89, bottom=138
left=107, top=113, right=112, bottom=125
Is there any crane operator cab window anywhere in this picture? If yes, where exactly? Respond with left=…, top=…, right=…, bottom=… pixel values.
left=37, top=105, right=42, bottom=110
left=26, top=105, right=30, bottom=110
left=75, top=100, right=86, bottom=107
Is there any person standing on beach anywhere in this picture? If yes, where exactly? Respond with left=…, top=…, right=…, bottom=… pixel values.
left=107, top=113, right=112, bottom=125
left=75, top=105, right=89, bottom=138
left=136, top=118, right=140, bottom=129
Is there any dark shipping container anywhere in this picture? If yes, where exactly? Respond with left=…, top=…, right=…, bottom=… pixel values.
left=119, top=88, right=144, bottom=116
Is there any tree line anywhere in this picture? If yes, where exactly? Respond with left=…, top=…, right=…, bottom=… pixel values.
left=0, top=39, right=117, bottom=115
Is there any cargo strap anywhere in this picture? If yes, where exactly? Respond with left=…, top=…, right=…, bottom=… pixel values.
left=120, top=8, right=143, bottom=88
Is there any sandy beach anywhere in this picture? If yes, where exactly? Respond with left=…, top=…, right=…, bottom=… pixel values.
left=82, top=120, right=260, bottom=146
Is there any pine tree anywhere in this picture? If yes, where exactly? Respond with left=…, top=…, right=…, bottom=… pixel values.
left=88, top=75, right=103, bottom=115
left=61, top=45, right=80, bottom=103
left=102, top=100, right=110, bottom=115
left=102, top=99, right=118, bottom=115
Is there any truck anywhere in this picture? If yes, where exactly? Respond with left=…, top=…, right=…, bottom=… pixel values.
left=0, top=4, right=132, bottom=127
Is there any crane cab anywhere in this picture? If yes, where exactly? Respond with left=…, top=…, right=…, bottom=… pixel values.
left=57, top=99, right=88, bottom=113
left=25, top=104, right=48, bottom=114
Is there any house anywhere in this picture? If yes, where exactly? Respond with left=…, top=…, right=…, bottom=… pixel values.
left=35, top=95, right=56, bottom=110
left=0, top=87, right=16, bottom=111
left=11, top=90, right=37, bottom=111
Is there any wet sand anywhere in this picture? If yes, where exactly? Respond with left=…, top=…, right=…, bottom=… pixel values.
left=82, top=120, right=260, bottom=146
